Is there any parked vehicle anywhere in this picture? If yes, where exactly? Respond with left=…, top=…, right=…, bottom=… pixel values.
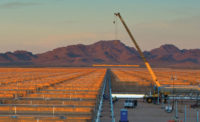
left=165, top=105, right=173, bottom=113
left=124, top=99, right=137, bottom=108
left=191, top=101, right=200, bottom=108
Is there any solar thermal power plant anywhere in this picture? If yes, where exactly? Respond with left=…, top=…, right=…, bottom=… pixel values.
left=0, top=68, right=200, bottom=122
left=0, top=12, right=199, bottom=122
left=0, top=68, right=107, bottom=122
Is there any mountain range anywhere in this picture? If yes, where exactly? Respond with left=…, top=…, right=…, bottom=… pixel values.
left=0, top=40, right=199, bottom=68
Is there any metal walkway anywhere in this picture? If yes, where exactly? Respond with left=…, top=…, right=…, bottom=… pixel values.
left=95, top=69, right=115, bottom=122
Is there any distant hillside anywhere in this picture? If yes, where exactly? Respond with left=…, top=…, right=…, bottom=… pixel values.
left=0, top=40, right=200, bottom=68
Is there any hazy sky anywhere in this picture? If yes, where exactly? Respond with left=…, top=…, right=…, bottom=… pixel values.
left=0, top=0, right=199, bottom=53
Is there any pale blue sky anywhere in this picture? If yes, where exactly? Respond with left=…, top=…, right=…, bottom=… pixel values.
left=0, top=0, right=199, bottom=53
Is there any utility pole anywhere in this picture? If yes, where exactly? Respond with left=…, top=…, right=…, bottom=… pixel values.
left=175, top=100, right=178, bottom=120
left=184, top=105, right=187, bottom=122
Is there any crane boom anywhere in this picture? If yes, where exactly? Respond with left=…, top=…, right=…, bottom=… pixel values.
left=114, top=12, right=161, bottom=88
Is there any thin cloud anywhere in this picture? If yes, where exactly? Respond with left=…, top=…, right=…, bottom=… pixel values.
left=0, top=2, right=40, bottom=9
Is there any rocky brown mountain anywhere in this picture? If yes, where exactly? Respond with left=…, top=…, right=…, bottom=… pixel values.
left=0, top=40, right=199, bottom=68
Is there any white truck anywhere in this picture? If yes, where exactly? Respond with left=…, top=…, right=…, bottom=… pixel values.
left=124, top=99, right=137, bottom=108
